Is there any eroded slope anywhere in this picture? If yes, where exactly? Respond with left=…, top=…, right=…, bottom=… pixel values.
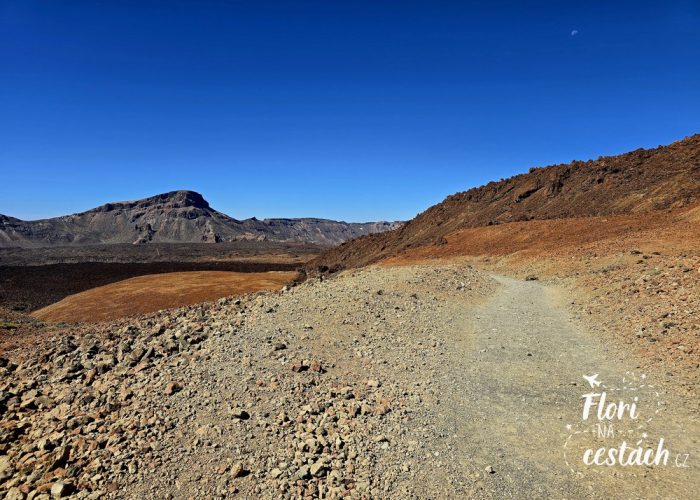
left=311, top=134, right=700, bottom=271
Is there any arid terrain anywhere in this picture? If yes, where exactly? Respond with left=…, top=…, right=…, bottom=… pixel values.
left=0, top=240, right=317, bottom=315
left=310, top=134, right=700, bottom=272
left=2, top=264, right=698, bottom=499
left=0, top=190, right=398, bottom=320
left=0, top=261, right=305, bottom=314
left=32, top=271, right=299, bottom=324
left=380, top=203, right=700, bottom=393
left=2, top=136, right=699, bottom=499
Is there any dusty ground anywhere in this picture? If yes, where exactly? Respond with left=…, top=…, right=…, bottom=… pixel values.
left=31, top=271, right=299, bottom=324
left=1, top=263, right=698, bottom=499
left=382, top=206, right=700, bottom=396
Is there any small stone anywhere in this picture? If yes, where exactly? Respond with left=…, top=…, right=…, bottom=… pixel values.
left=51, top=481, right=75, bottom=498
left=309, top=461, right=327, bottom=477
left=294, top=465, right=311, bottom=480
left=165, top=381, right=183, bottom=395
left=309, top=360, right=323, bottom=372
left=485, top=465, right=495, bottom=474
left=6, top=487, right=25, bottom=500
left=290, top=360, right=307, bottom=372
left=270, top=467, right=283, bottom=479
left=49, top=446, right=70, bottom=471
left=0, top=455, right=14, bottom=482
left=375, top=401, right=391, bottom=416
left=132, top=359, right=150, bottom=373
left=230, top=462, right=247, bottom=478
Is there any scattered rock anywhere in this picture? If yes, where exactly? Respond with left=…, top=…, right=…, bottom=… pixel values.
left=309, top=461, right=328, bottom=477
left=51, top=481, right=75, bottom=498
left=165, top=381, right=183, bottom=395
left=230, top=462, right=247, bottom=478
left=0, top=455, right=14, bottom=482
left=290, top=359, right=308, bottom=372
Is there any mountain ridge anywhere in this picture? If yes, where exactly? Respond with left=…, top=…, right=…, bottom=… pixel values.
left=309, top=134, right=700, bottom=272
left=0, top=190, right=402, bottom=248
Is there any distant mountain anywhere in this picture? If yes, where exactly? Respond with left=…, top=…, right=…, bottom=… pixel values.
left=0, top=190, right=402, bottom=248
left=310, top=134, right=700, bottom=271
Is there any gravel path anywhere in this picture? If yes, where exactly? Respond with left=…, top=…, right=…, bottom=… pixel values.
left=441, top=275, right=700, bottom=498
left=2, top=264, right=698, bottom=499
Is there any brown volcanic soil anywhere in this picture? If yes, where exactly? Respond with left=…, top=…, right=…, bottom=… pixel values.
left=379, top=204, right=700, bottom=393
left=381, top=203, right=700, bottom=263
left=0, top=260, right=304, bottom=313
left=310, top=134, right=700, bottom=272
left=32, top=271, right=298, bottom=323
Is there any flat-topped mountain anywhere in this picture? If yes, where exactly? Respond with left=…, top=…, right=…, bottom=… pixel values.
left=0, top=191, right=401, bottom=248
left=310, top=134, right=700, bottom=271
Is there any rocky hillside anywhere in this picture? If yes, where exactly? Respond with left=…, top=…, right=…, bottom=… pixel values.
left=0, top=191, right=401, bottom=248
left=310, top=134, right=700, bottom=271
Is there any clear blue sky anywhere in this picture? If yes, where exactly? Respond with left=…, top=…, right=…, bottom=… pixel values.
left=1, top=1, right=698, bottom=221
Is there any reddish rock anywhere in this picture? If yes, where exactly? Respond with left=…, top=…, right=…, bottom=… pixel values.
left=290, top=360, right=307, bottom=372
left=165, top=381, right=183, bottom=395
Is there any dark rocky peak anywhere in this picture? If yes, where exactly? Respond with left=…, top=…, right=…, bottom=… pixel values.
left=157, top=190, right=210, bottom=210
left=91, top=190, right=211, bottom=213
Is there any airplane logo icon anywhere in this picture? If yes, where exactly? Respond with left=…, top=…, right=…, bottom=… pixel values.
left=583, top=374, right=601, bottom=388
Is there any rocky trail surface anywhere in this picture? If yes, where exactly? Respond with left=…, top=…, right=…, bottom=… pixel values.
left=1, top=264, right=698, bottom=499
left=442, top=276, right=699, bottom=498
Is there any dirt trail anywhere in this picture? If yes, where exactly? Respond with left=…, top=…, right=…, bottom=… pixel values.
left=3, top=264, right=698, bottom=499
left=442, top=275, right=700, bottom=498
left=119, top=267, right=698, bottom=498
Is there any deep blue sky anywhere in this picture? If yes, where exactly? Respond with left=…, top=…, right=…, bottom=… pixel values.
left=1, top=1, right=699, bottom=221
